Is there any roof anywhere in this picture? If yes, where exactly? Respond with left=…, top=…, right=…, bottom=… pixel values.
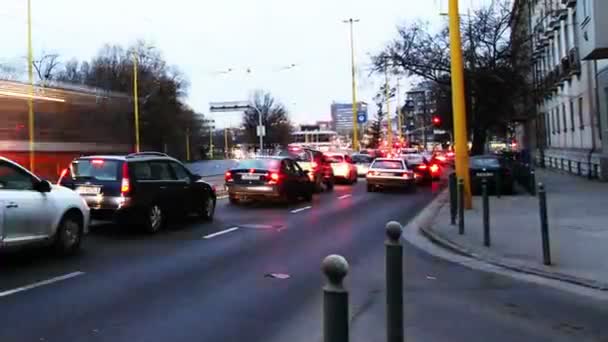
left=373, top=158, right=405, bottom=162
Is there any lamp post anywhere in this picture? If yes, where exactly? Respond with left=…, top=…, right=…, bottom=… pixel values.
left=343, top=18, right=360, bottom=151
left=26, top=0, right=35, bottom=171
left=132, top=53, right=141, bottom=153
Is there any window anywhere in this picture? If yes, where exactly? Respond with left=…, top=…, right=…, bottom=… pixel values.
left=149, top=161, right=175, bottom=181
left=556, top=107, right=561, bottom=132
left=0, top=162, right=35, bottom=190
left=283, top=160, right=298, bottom=175
left=562, top=104, right=568, bottom=132
left=470, top=158, right=500, bottom=169
left=551, top=109, right=556, bottom=134
left=570, top=100, right=575, bottom=131
left=325, top=155, right=344, bottom=163
left=578, top=97, right=585, bottom=129
left=371, top=160, right=404, bottom=170
left=236, top=159, right=281, bottom=170
left=170, top=162, right=191, bottom=183
left=131, top=162, right=153, bottom=180
left=71, top=159, right=119, bottom=181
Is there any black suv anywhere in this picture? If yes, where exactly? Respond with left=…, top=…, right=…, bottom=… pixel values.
left=58, top=152, right=216, bottom=233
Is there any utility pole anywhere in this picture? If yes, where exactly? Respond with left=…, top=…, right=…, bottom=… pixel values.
left=209, top=126, right=214, bottom=159
left=422, top=91, right=428, bottom=149
left=185, top=128, right=191, bottom=161
left=343, top=18, right=360, bottom=151
left=385, top=61, right=392, bottom=149
left=396, top=79, right=403, bottom=141
left=449, top=0, right=472, bottom=209
left=133, top=53, right=141, bottom=153
left=26, top=0, right=35, bottom=171
left=224, top=128, right=229, bottom=158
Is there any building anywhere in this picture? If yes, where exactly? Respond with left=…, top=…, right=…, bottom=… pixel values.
left=404, top=81, right=438, bottom=146
left=330, top=102, right=368, bottom=134
left=511, top=0, right=608, bottom=180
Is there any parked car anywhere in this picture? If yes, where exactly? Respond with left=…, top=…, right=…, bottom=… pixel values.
left=58, top=152, right=216, bottom=233
left=351, top=153, right=373, bottom=177
left=366, top=158, right=416, bottom=192
left=324, top=152, right=358, bottom=184
left=469, top=155, right=514, bottom=195
left=0, top=156, right=89, bottom=254
left=278, top=147, right=334, bottom=192
left=225, top=156, right=313, bottom=204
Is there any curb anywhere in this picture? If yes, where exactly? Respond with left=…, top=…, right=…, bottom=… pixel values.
left=415, top=190, right=608, bottom=291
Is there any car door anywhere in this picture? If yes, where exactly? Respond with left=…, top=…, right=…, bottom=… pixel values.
left=0, top=161, right=52, bottom=244
left=291, top=160, right=311, bottom=195
left=169, top=161, right=197, bottom=214
left=147, top=160, right=180, bottom=217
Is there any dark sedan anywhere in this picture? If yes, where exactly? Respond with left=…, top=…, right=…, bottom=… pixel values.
left=225, top=157, right=313, bottom=204
left=469, top=155, right=514, bottom=195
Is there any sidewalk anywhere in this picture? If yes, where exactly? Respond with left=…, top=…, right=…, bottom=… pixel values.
left=422, top=169, right=608, bottom=289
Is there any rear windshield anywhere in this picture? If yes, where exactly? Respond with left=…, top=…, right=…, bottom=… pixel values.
left=325, top=155, right=344, bottom=163
left=352, top=155, right=372, bottom=163
left=471, top=158, right=500, bottom=168
left=372, top=160, right=405, bottom=170
left=236, top=159, right=281, bottom=170
left=71, top=159, right=120, bottom=181
left=278, top=150, right=311, bottom=162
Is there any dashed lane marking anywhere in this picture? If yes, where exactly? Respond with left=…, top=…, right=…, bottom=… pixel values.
left=203, top=227, right=239, bottom=239
left=0, top=271, right=85, bottom=298
left=337, top=194, right=352, bottom=200
left=290, top=206, right=312, bottom=214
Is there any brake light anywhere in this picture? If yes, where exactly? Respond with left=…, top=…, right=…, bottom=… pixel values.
left=367, top=170, right=379, bottom=176
left=430, top=164, right=440, bottom=174
left=267, top=172, right=281, bottom=184
left=57, top=168, right=69, bottom=184
left=91, top=159, right=104, bottom=165
left=121, top=162, right=130, bottom=195
left=437, top=156, right=447, bottom=162
left=417, top=164, right=428, bottom=170
left=402, top=172, right=410, bottom=179
left=447, top=152, right=454, bottom=157
left=225, top=171, right=233, bottom=182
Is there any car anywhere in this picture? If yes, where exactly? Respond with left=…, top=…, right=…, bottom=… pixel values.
left=225, top=156, right=313, bottom=204
left=400, top=152, right=440, bottom=183
left=366, top=158, right=416, bottom=192
left=469, top=155, right=514, bottom=195
left=58, top=152, right=216, bottom=233
left=351, top=153, right=373, bottom=177
left=324, top=152, right=358, bottom=184
left=278, top=147, right=334, bottom=192
left=0, top=156, right=89, bottom=254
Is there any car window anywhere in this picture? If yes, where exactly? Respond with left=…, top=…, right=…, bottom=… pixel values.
left=283, top=160, right=297, bottom=175
left=325, top=155, right=344, bottom=163
left=0, top=162, right=35, bottom=190
left=131, top=162, right=153, bottom=180
left=352, top=155, right=372, bottom=163
left=372, top=160, right=405, bottom=170
left=293, top=161, right=305, bottom=174
left=236, top=159, right=281, bottom=170
left=71, top=159, right=120, bottom=181
left=149, top=161, right=176, bottom=180
left=470, top=158, right=500, bottom=168
left=170, top=162, right=191, bottom=182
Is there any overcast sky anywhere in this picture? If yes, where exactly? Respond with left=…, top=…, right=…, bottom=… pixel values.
left=1, top=0, right=490, bottom=128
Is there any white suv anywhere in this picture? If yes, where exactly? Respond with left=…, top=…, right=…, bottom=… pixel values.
left=0, top=157, right=89, bottom=254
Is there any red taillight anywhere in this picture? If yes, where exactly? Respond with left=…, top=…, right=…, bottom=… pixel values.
left=91, top=159, right=104, bottom=165
left=417, top=164, right=428, bottom=170
left=225, top=171, right=233, bottom=182
left=121, top=162, right=130, bottom=195
left=430, top=164, right=440, bottom=174
left=437, top=156, right=446, bottom=162
left=447, top=152, right=454, bottom=157
left=367, top=170, right=378, bottom=176
left=267, top=172, right=281, bottom=184
left=402, top=172, right=411, bottom=179
left=57, top=168, right=69, bottom=184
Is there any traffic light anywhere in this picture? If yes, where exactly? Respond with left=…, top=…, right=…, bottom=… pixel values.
left=432, top=116, right=441, bottom=127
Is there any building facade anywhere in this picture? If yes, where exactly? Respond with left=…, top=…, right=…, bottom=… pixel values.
left=404, top=81, right=438, bottom=146
left=513, top=0, right=608, bottom=180
left=330, top=102, right=368, bottom=135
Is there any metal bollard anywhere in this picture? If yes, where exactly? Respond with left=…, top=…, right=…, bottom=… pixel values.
left=458, top=179, right=465, bottom=235
left=449, top=173, right=457, bottom=225
left=385, top=222, right=404, bottom=342
left=537, top=184, right=552, bottom=266
left=529, top=169, right=536, bottom=196
left=482, top=179, right=490, bottom=247
left=322, top=255, right=350, bottom=342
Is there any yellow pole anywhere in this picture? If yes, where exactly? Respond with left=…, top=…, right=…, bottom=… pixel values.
left=209, top=127, right=214, bottom=159
left=224, top=128, right=229, bottom=158
left=385, top=63, right=392, bottom=149
left=448, top=0, right=472, bottom=209
left=27, top=0, right=35, bottom=172
left=185, top=128, right=191, bottom=161
left=397, top=79, right=403, bottom=140
left=132, top=53, right=141, bottom=153
left=347, top=19, right=360, bottom=151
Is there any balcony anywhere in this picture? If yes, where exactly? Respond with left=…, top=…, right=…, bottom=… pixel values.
left=569, top=47, right=581, bottom=75
left=561, top=0, right=576, bottom=8
left=560, top=56, right=571, bottom=80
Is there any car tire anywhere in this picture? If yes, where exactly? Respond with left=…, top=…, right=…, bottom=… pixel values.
left=229, top=196, right=239, bottom=205
left=200, top=196, right=215, bottom=221
left=303, top=188, right=313, bottom=201
left=54, top=212, right=83, bottom=255
left=325, top=177, right=334, bottom=191
left=144, top=204, right=164, bottom=234
left=314, top=176, right=323, bottom=193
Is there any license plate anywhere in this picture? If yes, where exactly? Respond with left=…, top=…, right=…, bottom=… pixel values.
left=380, top=173, right=394, bottom=177
left=76, top=186, right=101, bottom=195
left=476, top=172, right=493, bottom=177
left=241, top=174, right=260, bottom=180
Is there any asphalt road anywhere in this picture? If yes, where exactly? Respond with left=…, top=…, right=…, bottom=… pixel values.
left=0, top=180, right=606, bottom=342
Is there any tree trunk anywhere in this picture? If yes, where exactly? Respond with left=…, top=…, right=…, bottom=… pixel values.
left=470, top=126, right=487, bottom=156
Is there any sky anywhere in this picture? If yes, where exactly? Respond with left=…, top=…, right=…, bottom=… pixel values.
left=1, top=0, right=491, bottom=128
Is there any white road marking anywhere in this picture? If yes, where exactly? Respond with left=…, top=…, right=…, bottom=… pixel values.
left=0, top=271, right=84, bottom=298
left=290, top=206, right=312, bottom=214
left=338, top=194, right=352, bottom=200
left=203, top=227, right=239, bottom=239
left=217, top=195, right=228, bottom=200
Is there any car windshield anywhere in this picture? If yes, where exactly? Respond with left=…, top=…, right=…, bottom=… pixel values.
left=352, top=155, right=372, bottom=163
left=372, top=160, right=404, bottom=170
left=71, top=159, right=120, bottom=181
left=236, top=159, right=281, bottom=171
left=470, top=158, right=501, bottom=168
left=325, top=155, right=344, bottom=163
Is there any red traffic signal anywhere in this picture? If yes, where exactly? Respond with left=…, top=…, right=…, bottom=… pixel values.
left=432, top=116, right=441, bottom=126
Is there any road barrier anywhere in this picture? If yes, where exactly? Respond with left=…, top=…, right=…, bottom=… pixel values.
left=322, top=255, right=349, bottom=342
left=482, top=179, right=491, bottom=247
left=449, top=173, right=457, bottom=225
left=458, top=179, right=465, bottom=235
left=385, top=222, right=404, bottom=342
left=538, top=183, right=552, bottom=265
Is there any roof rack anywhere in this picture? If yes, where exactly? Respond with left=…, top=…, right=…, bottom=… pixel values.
left=125, top=152, right=169, bottom=159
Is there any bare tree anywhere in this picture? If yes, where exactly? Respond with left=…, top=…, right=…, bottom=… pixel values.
left=243, top=90, right=292, bottom=147
left=0, top=63, right=22, bottom=81
left=32, top=53, right=61, bottom=84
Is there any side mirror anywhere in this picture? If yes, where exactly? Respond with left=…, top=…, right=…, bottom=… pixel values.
left=35, top=180, right=52, bottom=193
left=302, top=170, right=310, bottom=175
left=192, top=174, right=202, bottom=181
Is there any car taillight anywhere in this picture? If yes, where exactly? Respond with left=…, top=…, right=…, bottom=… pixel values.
left=430, top=164, right=440, bottom=174
left=267, top=172, right=281, bottom=184
left=367, top=170, right=378, bottom=176
left=57, top=168, right=69, bottom=184
left=121, top=162, right=130, bottom=195
left=417, top=164, right=428, bottom=170
left=402, top=172, right=411, bottom=179
left=225, top=171, right=233, bottom=182
left=91, top=159, right=105, bottom=165
left=447, top=152, right=454, bottom=157
left=437, top=156, right=447, bottom=162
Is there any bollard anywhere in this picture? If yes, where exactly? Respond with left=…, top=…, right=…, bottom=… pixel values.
left=537, top=184, right=552, bottom=266
left=495, top=172, right=502, bottom=198
left=385, top=222, right=404, bottom=342
left=322, top=255, right=350, bottom=342
left=458, top=179, right=465, bottom=235
left=482, top=179, right=490, bottom=247
left=449, top=173, right=457, bottom=225
left=529, top=169, right=536, bottom=196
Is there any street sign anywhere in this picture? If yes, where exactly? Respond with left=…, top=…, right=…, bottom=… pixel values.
left=209, top=101, right=250, bottom=113
left=256, top=125, right=266, bottom=137
left=357, top=113, right=367, bottom=124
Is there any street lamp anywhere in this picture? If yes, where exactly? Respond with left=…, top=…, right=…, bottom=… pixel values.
left=343, top=18, right=360, bottom=151
left=26, top=0, right=35, bottom=171
left=132, top=52, right=140, bottom=153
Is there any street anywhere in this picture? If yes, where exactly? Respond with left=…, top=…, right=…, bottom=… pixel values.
left=0, top=180, right=606, bottom=342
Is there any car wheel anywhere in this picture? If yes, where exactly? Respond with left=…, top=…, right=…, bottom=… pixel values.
left=144, top=204, right=164, bottom=234
left=314, top=176, right=323, bottom=193
left=229, top=196, right=239, bottom=205
left=325, top=177, right=334, bottom=191
left=303, top=185, right=313, bottom=201
left=200, top=196, right=215, bottom=221
left=54, top=212, right=83, bottom=255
